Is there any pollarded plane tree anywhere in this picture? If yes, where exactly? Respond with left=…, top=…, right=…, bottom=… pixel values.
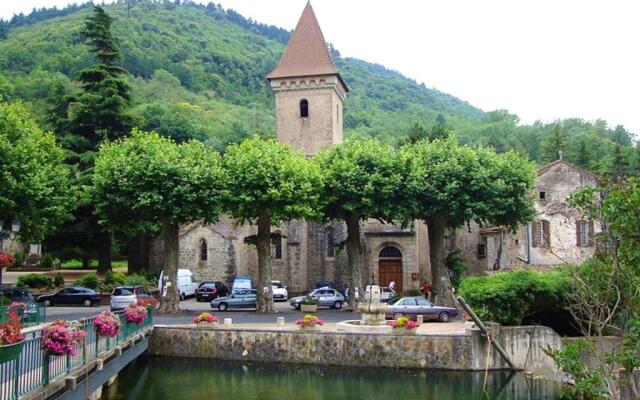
left=400, top=137, right=535, bottom=306
left=93, top=131, right=225, bottom=313
left=223, top=136, right=322, bottom=313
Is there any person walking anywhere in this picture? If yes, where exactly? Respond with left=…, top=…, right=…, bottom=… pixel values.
left=421, top=281, right=430, bottom=300
left=388, top=280, right=396, bottom=293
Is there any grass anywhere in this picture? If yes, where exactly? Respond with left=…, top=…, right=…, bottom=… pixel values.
left=60, top=259, right=128, bottom=270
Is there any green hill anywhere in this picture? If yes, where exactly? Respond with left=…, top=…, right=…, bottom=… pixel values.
left=0, top=1, right=637, bottom=176
left=0, top=1, right=482, bottom=150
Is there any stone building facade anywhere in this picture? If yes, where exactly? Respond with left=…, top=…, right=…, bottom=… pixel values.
left=168, top=3, right=427, bottom=294
left=454, top=159, right=600, bottom=274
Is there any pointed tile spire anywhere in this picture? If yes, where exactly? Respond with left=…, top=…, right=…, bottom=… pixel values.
left=267, top=2, right=344, bottom=87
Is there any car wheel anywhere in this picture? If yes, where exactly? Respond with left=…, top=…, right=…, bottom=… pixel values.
left=196, top=297, right=202, bottom=302
left=44, top=299, right=52, bottom=307
left=83, top=299, right=92, bottom=307
left=439, top=312, right=450, bottom=322
left=393, top=312, right=404, bottom=320
left=333, top=301, right=343, bottom=310
left=179, top=293, right=185, bottom=301
left=218, top=303, right=228, bottom=311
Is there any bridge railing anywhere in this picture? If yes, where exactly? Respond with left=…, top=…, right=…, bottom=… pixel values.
left=0, top=304, right=46, bottom=327
left=0, top=307, right=153, bottom=400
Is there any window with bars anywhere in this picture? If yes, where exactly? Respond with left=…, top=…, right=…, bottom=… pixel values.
left=532, top=220, right=550, bottom=248
left=576, top=220, right=594, bottom=247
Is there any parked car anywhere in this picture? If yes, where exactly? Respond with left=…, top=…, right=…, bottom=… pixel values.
left=110, top=286, right=152, bottom=311
left=195, top=281, right=229, bottom=302
left=158, top=269, right=198, bottom=300
left=380, top=287, right=396, bottom=303
left=385, top=297, right=459, bottom=322
left=0, top=287, right=38, bottom=320
left=289, top=288, right=344, bottom=310
left=231, top=275, right=255, bottom=293
left=271, top=280, right=288, bottom=301
left=37, top=287, right=101, bottom=307
left=211, top=289, right=257, bottom=311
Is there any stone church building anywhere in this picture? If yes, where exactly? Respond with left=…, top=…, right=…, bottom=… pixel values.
left=151, top=4, right=600, bottom=294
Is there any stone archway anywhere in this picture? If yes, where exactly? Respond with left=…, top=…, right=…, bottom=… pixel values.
left=378, top=246, right=403, bottom=292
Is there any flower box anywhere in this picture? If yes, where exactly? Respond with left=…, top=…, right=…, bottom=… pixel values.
left=392, top=328, right=417, bottom=335
left=0, top=341, right=24, bottom=363
left=196, top=321, right=219, bottom=328
left=300, top=304, right=317, bottom=313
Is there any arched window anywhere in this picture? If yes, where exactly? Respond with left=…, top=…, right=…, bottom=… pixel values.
left=379, top=246, right=402, bottom=258
left=300, top=99, right=309, bottom=118
left=200, top=239, right=208, bottom=261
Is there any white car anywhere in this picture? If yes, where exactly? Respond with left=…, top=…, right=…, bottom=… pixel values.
left=271, top=280, right=288, bottom=301
left=110, top=286, right=152, bottom=311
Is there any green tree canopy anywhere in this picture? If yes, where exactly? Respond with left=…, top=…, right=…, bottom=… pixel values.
left=223, top=136, right=322, bottom=312
left=315, top=139, right=404, bottom=307
left=401, top=137, right=536, bottom=306
left=93, top=130, right=225, bottom=312
left=0, top=101, right=74, bottom=242
left=541, top=125, right=569, bottom=163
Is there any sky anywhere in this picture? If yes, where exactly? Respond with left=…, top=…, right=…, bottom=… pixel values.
left=2, top=0, right=640, bottom=135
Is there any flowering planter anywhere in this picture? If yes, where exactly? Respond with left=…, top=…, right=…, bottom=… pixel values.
left=0, top=341, right=24, bottom=363
left=300, top=305, right=317, bottom=313
left=299, top=325, right=321, bottom=332
left=392, top=328, right=417, bottom=335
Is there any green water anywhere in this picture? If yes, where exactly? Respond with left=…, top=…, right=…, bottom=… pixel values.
left=103, top=356, right=560, bottom=400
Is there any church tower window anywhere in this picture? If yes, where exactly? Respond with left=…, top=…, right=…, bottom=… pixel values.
left=300, top=99, right=309, bottom=118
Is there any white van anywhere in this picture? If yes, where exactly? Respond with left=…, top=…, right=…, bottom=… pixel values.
left=158, top=269, right=198, bottom=300
left=231, top=275, right=255, bottom=294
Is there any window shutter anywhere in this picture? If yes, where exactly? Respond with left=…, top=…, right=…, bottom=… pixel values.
left=588, top=220, right=595, bottom=246
left=576, top=221, right=582, bottom=247
left=532, top=221, right=539, bottom=248
left=543, top=220, right=551, bottom=248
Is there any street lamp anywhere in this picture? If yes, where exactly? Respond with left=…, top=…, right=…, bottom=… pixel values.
left=0, top=218, right=20, bottom=288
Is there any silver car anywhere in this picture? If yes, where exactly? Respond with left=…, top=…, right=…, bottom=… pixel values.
left=211, top=289, right=257, bottom=311
left=386, top=297, right=459, bottom=322
left=289, top=288, right=345, bottom=310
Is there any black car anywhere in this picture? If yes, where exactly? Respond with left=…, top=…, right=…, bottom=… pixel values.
left=37, top=287, right=101, bottom=307
left=196, top=281, right=229, bottom=302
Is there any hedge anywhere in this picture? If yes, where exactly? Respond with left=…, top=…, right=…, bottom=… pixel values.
left=17, top=273, right=53, bottom=289
left=458, top=268, right=570, bottom=326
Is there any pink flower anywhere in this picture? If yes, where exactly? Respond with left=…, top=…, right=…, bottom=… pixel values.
left=124, top=304, right=148, bottom=325
left=93, top=311, right=122, bottom=338
left=42, top=321, right=84, bottom=356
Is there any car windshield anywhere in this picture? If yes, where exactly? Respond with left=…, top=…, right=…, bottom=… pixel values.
left=272, top=282, right=283, bottom=288
left=113, top=288, right=134, bottom=296
left=388, top=297, right=404, bottom=305
left=200, top=283, right=215, bottom=289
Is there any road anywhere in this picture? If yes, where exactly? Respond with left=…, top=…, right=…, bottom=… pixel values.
left=44, top=298, right=360, bottom=325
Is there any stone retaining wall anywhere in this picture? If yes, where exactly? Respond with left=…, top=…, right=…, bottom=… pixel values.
left=149, top=325, right=562, bottom=376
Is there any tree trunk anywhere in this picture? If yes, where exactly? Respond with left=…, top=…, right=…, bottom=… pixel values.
left=97, top=232, right=112, bottom=274
left=256, top=213, right=275, bottom=313
left=345, top=213, right=363, bottom=310
left=426, top=215, right=456, bottom=307
left=81, top=257, right=90, bottom=269
left=127, top=234, right=150, bottom=274
left=158, top=220, right=180, bottom=313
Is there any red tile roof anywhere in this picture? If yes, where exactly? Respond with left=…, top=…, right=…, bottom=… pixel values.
left=267, top=2, right=345, bottom=90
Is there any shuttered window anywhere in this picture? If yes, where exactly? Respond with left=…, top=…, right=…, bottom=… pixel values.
left=532, top=220, right=551, bottom=248
left=576, top=220, right=595, bottom=247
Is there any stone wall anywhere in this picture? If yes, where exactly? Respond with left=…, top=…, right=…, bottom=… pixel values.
left=149, top=325, right=562, bottom=376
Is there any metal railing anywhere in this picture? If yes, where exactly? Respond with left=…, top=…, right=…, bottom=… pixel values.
left=0, top=308, right=153, bottom=400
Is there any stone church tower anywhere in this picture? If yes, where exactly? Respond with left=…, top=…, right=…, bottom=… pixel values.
left=266, top=2, right=348, bottom=155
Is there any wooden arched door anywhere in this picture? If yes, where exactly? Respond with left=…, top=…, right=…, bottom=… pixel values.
left=378, top=246, right=403, bottom=292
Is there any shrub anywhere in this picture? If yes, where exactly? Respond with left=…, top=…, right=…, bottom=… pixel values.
left=124, top=273, right=149, bottom=289
left=458, top=269, right=570, bottom=325
left=17, top=273, right=53, bottom=289
left=103, top=271, right=127, bottom=286
left=76, top=273, right=99, bottom=290
left=54, top=272, right=65, bottom=287
left=40, top=253, right=55, bottom=269
left=12, top=252, right=24, bottom=269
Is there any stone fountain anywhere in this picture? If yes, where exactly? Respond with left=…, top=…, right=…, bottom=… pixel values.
left=336, top=285, right=392, bottom=334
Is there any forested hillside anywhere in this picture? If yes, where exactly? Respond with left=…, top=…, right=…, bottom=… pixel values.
left=0, top=0, right=638, bottom=176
